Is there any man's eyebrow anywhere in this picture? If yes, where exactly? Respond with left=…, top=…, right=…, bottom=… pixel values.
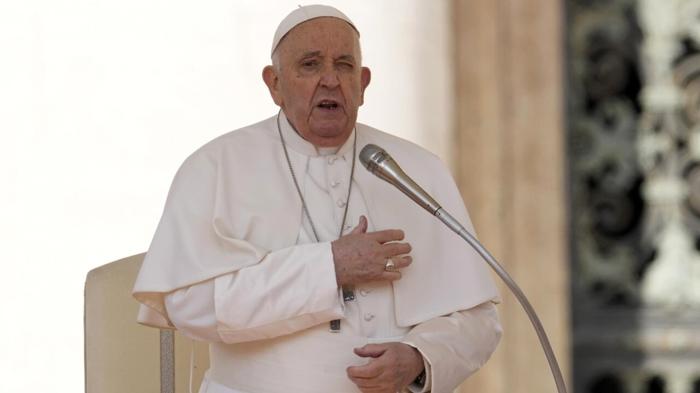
left=299, top=51, right=322, bottom=60
left=336, top=54, right=357, bottom=63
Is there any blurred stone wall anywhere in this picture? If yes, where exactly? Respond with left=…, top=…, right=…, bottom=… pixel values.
left=452, top=1, right=569, bottom=392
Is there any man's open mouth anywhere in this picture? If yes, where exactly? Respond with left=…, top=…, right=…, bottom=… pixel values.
left=317, top=100, right=340, bottom=110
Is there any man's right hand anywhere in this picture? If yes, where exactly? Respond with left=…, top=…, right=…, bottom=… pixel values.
left=331, top=215, right=412, bottom=287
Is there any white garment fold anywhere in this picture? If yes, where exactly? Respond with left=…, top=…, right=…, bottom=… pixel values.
left=135, top=112, right=501, bottom=392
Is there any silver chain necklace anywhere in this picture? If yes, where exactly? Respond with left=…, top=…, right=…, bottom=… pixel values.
left=276, top=110, right=357, bottom=332
left=276, top=109, right=357, bottom=242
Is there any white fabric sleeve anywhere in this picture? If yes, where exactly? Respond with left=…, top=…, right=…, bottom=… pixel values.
left=401, top=301, right=502, bottom=393
left=164, top=241, right=344, bottom=344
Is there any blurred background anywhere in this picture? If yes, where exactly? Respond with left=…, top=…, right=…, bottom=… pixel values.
left=2, top=0, right=699, bottom=392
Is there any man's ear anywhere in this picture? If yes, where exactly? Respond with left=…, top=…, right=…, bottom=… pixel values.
left=262, top=65, right=283, bottom=106
left=360, top=67, right=371, bottom=105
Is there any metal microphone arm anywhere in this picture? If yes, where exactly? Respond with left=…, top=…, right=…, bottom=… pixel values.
left=434, top=209, right=568, bottom=393
left=360, top=144, right=567, bottom=393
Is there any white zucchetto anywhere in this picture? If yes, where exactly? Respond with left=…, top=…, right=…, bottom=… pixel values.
left=271, top=4, right=359, bottom=56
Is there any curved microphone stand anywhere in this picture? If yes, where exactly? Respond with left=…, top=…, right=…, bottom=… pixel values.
left=360, top=144, right=568, bottom=393
left=434, top=209, right=568, bottom=393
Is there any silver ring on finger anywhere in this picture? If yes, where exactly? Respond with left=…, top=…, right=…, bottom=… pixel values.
left=384, top=258, right=398, bottom=272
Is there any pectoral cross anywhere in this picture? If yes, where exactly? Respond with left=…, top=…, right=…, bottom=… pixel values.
left=330, top=286, right=355, bottom=332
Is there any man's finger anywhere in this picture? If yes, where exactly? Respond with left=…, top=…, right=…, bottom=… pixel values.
left=381, top=242, right=412, bottom=256
left=348, top=377, right=374, bottom=389
left=382, top=271, right=402, bottom=281
left=368, top=229, right=404, bottom=243
left=347, top=361, right=382, bottom=379
left=389, top=255, right=412, bottom=269
left=354, top=344, right=387, bottom=358
left=380, top=256, right=411, bottom=281
left=350, top=215, right=368, bottom=235
left=348, top=374, right=384, bottom=389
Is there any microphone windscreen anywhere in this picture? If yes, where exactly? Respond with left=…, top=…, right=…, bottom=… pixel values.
left=359, top=144, right=386, bottom=170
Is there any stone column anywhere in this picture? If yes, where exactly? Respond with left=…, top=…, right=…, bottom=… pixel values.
left=451, top=1, right=570, bottom=392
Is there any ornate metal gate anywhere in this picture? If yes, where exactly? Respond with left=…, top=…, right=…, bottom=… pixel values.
left=568, top=0, right=700, bottom=392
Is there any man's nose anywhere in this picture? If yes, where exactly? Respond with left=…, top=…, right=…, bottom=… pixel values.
left=319, top=66, right=340, bottom=88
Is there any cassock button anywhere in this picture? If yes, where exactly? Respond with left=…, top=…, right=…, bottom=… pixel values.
left=327, top=156, right=337, bottom=165
left=360, top=289, right=368, bottom=297
left=337, top=199, right=346, bottom=208
left=331, top=180, right=340, bottom=188
left=364, top=313, right=375, bottom=321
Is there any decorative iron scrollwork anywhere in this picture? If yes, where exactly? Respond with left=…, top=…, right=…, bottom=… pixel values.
left=568, top=0, right=700, bottom=392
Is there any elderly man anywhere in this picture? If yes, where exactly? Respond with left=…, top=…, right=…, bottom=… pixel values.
left=133, top=5, right=501, bottom=393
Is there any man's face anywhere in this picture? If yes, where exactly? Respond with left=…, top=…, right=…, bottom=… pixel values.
left=263, top=17, right=371, bottom=147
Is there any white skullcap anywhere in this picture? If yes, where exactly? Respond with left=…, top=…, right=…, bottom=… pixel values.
left=271, top=4, right=359, bottom=56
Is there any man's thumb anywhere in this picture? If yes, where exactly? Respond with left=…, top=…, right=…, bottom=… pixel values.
left=354, top=344, right=386, bottom=358
left=350, top=215, right=368, bottom=234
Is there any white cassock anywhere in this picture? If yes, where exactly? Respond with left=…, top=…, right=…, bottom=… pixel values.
left=133, top=112, right=502, bottom=393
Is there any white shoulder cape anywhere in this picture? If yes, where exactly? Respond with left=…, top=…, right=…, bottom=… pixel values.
left=132, top=115, right=499, bottom=329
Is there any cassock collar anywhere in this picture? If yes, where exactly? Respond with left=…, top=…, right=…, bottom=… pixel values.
left=279, top=110, right=356, bottom=158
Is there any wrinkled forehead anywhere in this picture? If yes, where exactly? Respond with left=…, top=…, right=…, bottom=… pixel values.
left=276, top=17, right=361, bottom=59
left=271, top=5, right=359, bottom=57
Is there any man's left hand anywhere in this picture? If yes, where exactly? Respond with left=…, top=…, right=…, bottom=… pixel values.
left=347, top=342, right=425, bottom=393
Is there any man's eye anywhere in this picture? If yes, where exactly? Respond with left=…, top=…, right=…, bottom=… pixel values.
left=302, top=60, right=318, bottom=68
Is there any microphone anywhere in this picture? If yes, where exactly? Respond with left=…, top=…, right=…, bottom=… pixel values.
left=359, top=144, right=469, bottom=236
left=359, top=144, right=441, bottom=214
left=359, top=143, right=568, bottom=393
